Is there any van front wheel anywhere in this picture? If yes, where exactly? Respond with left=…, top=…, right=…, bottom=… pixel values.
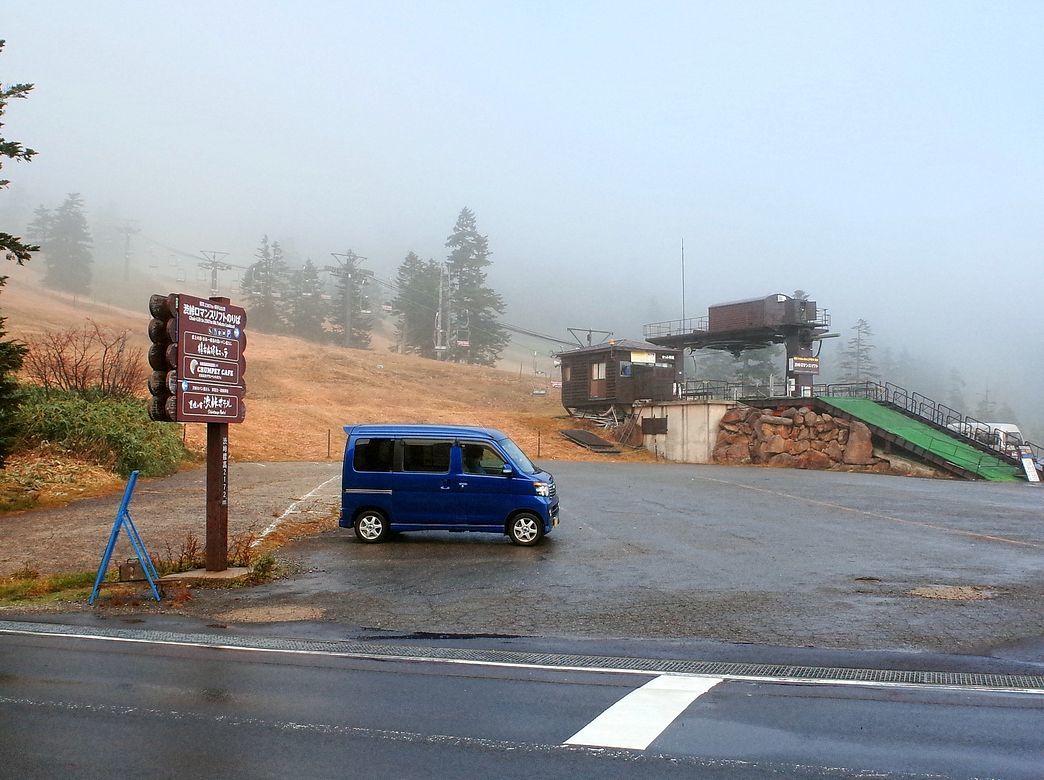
left=354, top=510, right=389, bottom=543
left=508, top=513, right=543, bottom=546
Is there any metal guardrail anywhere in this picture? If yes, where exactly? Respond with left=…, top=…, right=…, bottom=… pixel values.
left=643, top=316, right=709, bottom=340
left=814, top=381, right=1042, bottom=464
left=644, top=310, right=831, bottom=341
left=681, top=379, right=780, bottom=401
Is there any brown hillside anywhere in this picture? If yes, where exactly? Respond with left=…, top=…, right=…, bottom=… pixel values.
left=2, top=267, right=641, bottom=464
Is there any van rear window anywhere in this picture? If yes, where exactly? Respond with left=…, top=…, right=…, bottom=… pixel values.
left=402, top=440, right=452, bottom=473
left=353, top=438, right=394, bottom=472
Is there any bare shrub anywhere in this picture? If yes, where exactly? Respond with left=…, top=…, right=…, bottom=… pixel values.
left=22, top=320, right=145, bottom=398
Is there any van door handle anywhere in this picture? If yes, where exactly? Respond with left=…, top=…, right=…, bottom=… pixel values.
left=458, top=482, right=468, bottom=488
left=440, top=484, right=451, bottom=490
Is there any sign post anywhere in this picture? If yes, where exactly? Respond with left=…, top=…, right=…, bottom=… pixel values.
left=148, top=292, right=247, bottom=572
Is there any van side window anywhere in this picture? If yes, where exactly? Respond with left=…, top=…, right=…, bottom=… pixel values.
left=353, top=438, right=395, bottom=472
left=462, top=443, right=507, bottom=475
left=402, top=439, right=452, bottom=473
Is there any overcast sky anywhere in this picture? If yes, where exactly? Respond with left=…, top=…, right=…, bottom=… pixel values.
left=4, top=2, right=1044, bottom=413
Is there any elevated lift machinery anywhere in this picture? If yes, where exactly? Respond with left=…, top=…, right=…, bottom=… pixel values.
left=643, top=293, right=831, bottom=398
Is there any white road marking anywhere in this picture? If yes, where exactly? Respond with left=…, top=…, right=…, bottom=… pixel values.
left=565, top=674, right=722, bottom=750
left=2, top=625, right=1042, bottom=697
left=252, top=475, right=340, bottom=546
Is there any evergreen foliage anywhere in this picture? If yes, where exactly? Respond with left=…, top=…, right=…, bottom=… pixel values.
left=241, top=235, right=288, bottom=332
left=286, top=258, right=327, bottom=341
left=838, top=319, right=878, bottom=383
left=0, top=39, right=35, bottom=466
left=328, top=250, right=373, bottom=349
left=0, top=40, right=38, bottom=265
left=444, top=208, right=509, bottom=365
left=733, top=346, right=782, bottom=392
left=689, top=349, right=735, bottom=381
left=391, top=251, right=441, bottom=357
left=0, top=315, right=25, bottom=468
left=946, top=368, right=968, bottom=412
left=35, top=193, right=93, bottom=294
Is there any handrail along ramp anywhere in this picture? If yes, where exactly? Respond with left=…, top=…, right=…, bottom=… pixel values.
left=816, top=396, right=1021, bottom=482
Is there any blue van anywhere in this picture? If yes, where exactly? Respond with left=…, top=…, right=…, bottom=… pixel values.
left=339, top=424, right=559, bottom=545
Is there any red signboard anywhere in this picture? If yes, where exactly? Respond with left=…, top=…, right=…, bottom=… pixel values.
left=174, top=294, right=247, bottom=424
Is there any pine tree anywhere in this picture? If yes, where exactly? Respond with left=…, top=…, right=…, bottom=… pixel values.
left=0, top=40, right=35, bottom=465
left=1, top=40, right=37, bottom=266
left=241, top=235, right=289, bottom=332
left=945, top=368, right=968, bottom=412
left=328, top=249, right=373, bottom=349
left=391, top=251, right=441, bottom=357
left=733, top=346, right=782, bottom=395
left=444, top=208, right=509, bottom=365
left=286, top=258, right=327, bottom=342
left=38, top=193, right=93, bottom=294
left=838, top=319, right=878, bottom=383
left=689, top=349, right=735, bottom=381
left=975, top=388, right=997, bottom=421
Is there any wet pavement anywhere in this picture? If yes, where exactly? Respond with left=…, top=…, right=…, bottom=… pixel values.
left=181, top=461, right=1044, bottom=661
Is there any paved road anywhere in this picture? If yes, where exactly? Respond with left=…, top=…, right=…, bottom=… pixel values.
left=6, top=460, right=1042, bottom=658
left=190, top=461, right=1044, bottom=658
left=2, top=622, right=1041, bottom=779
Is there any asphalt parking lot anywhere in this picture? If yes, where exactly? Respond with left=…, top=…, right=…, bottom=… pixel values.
left=193, top=461, right=1044, bottom=660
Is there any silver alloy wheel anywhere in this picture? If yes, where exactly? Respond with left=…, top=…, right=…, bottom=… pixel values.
left=509, top=514, right=541, bottom=545
left=355, top=512, right=386, bottom=542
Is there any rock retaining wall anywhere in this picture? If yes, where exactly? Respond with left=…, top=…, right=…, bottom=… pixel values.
left=712, top=405, right=890, bottom=472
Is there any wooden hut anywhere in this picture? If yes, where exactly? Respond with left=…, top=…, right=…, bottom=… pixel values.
left=556, top=339, right=682, bottom=416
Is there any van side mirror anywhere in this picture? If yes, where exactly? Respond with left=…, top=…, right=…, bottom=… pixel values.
left=501, top=464, right=514, bottom=477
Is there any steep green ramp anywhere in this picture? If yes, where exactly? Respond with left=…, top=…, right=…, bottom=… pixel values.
left=817, top=397, right=1021, bottom=482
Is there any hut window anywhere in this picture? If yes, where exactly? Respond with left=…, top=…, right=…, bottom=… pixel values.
left=590, top=361, right=606, bottom=398
left=563, top=364, right=572, bottom=382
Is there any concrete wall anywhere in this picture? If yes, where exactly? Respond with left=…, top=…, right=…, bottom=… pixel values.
left=639, top=400, right=735, bottom=463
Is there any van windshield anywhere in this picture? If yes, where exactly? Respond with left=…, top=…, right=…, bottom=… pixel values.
left=498, top=437, right=538, bottom=475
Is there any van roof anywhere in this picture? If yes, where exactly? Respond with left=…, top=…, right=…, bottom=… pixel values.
left=342, top=423, right=509, bottom=440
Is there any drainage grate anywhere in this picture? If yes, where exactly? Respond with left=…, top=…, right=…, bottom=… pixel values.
left=2, top=620, right=1042, bottom=693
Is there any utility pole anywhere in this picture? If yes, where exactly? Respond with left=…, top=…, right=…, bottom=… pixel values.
left=680, top=237, right=686, bottom=322
left=119, top=221, right=140, bottom=283
left=434, top=264, right=447, bottom=360
left=327, top=250, right=370, bottom=349
left=199, top=251, right=231, bottom=297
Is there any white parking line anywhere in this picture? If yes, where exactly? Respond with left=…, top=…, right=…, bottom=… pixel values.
left=564, top=674, right=723, bottom=750
left=252, top=475, right=340, bottom=546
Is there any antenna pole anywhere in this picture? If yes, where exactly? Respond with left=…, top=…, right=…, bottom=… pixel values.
left=681, top=237, right=686, bottom=323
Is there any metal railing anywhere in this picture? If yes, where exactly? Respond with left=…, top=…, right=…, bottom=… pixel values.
left=814, top=381, right=1042, bottom=464
left=681, top=379, right=781, bottom=401
left=644, top=309, right=831, bottom=341
left=643, top=316, right=709, bottom=340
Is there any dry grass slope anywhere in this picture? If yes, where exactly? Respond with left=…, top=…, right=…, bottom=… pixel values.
left=3, top=267, right=645, bottom=465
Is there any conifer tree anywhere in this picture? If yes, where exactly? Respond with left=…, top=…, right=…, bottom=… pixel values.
left=1, top=40, right=36, bottom=266
left=733, top=346, right=782, bottom=394
left=444, top=208, right=508, bottom=365
left=391, top=251, right=441, bottom=357
left=838, top=319, right=878, bottom=383
left=241, top=235, right=289, bottom=332
left=0, top=39, right=35, bottom=466
left=286, top=258, right=327, bottom=342
left=36, top=193, right=93, bottom=294
left=328, top=249, right=373, bottom=349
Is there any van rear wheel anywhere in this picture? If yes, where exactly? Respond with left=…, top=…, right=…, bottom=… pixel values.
left=354, top=510, right=389, bottom=543
left=508, top=512, right=543, bottom=546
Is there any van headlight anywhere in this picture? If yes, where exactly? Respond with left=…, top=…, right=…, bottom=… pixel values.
left=533, top=482, right=550, bottom=497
